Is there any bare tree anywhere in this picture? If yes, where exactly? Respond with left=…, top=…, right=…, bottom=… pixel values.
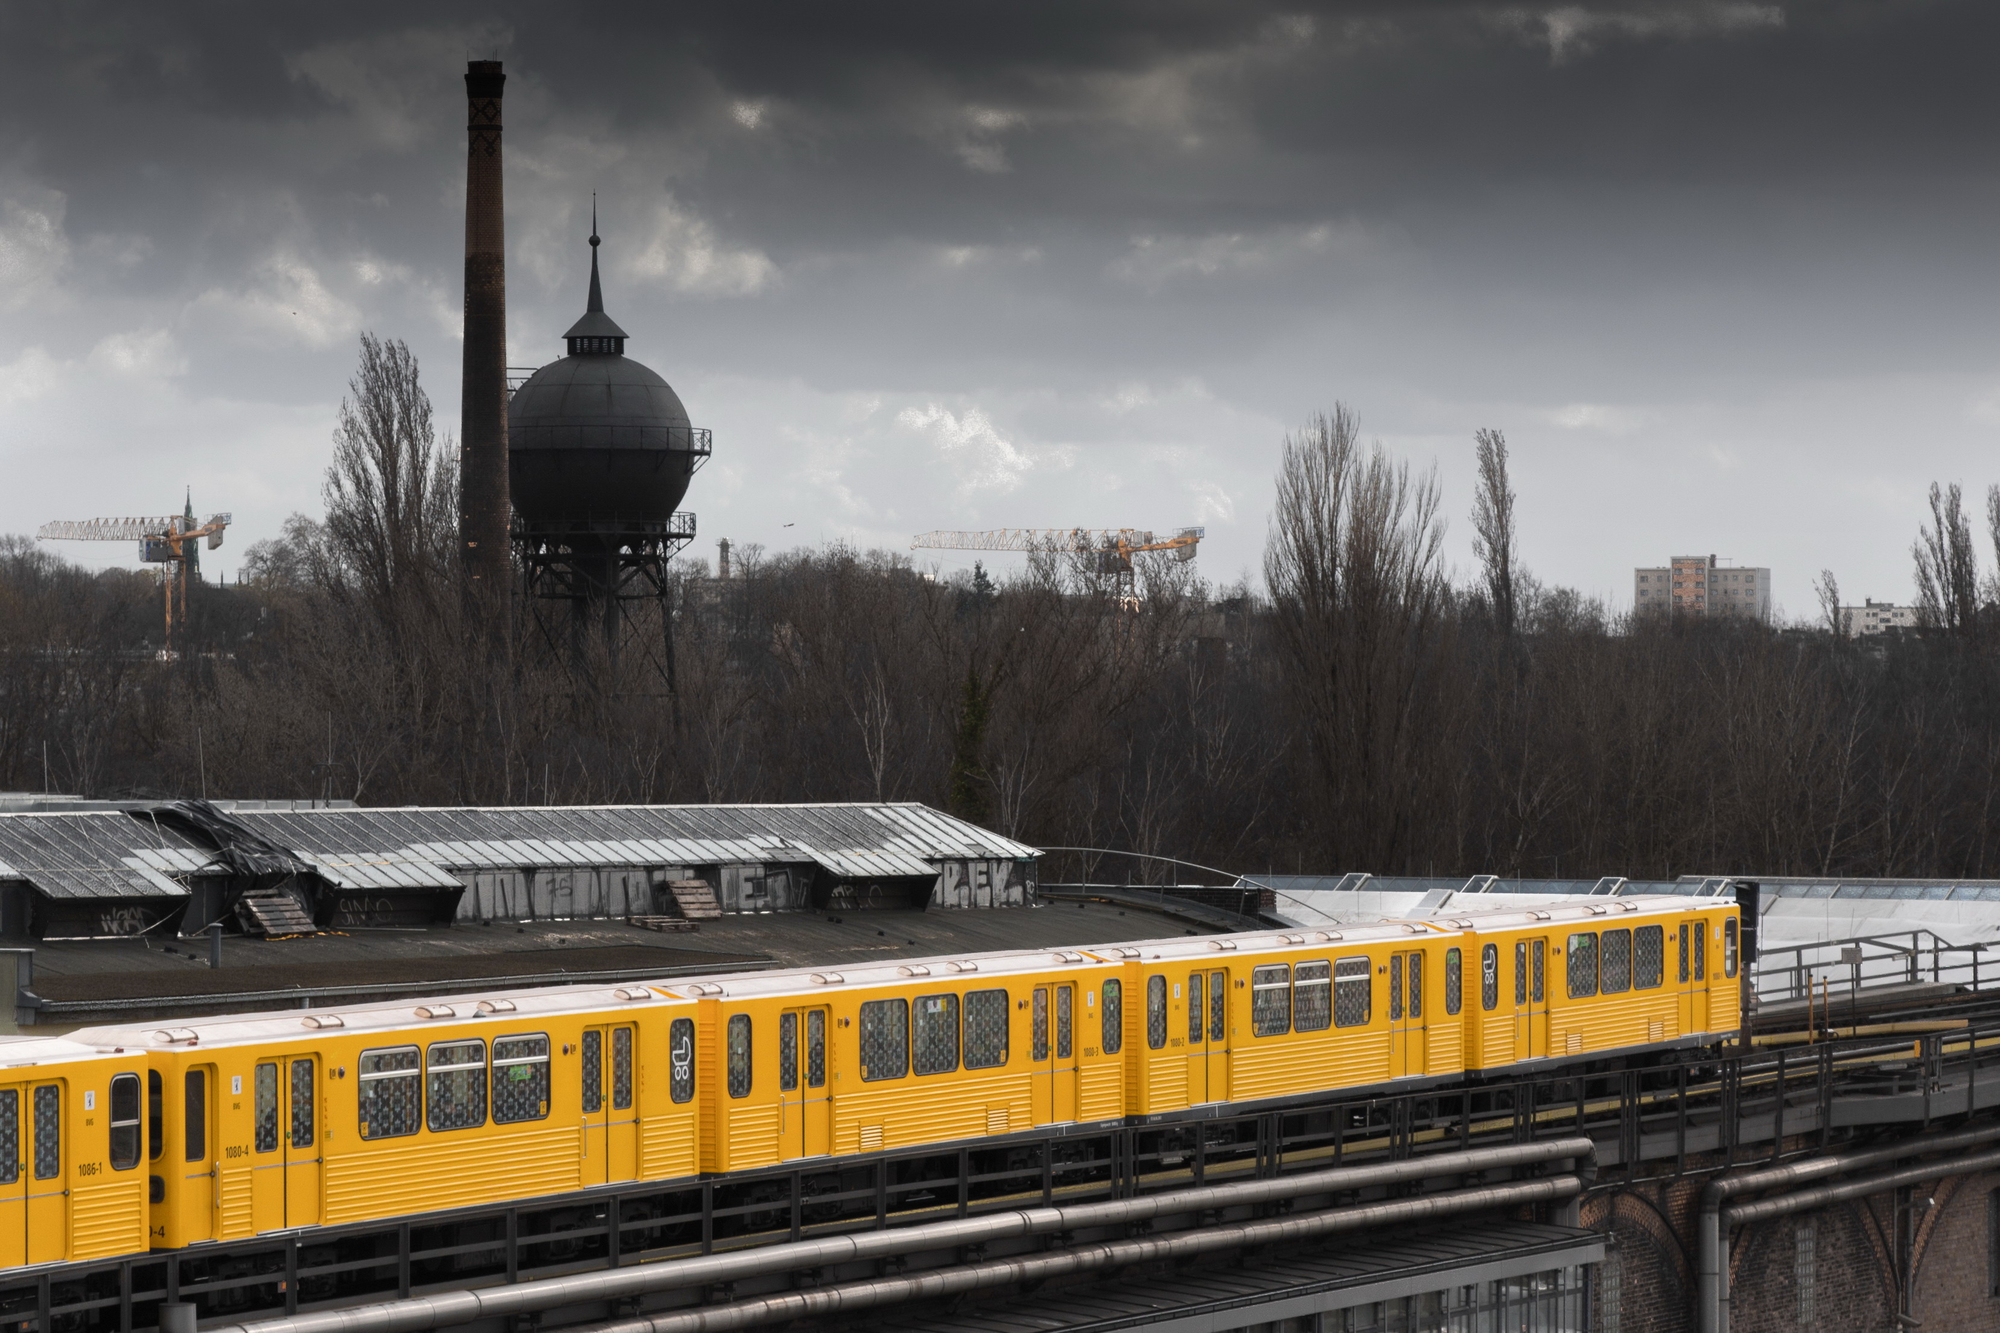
left=1471, top=427, right=1518, bottom=641
left=1264, top=405, right=1452, bottom=869
left=322, top=333, right=458, bottom=618
left=1815, top=568, right=1844, bottom=639
left=1914, top=482, right=1980, bottom=638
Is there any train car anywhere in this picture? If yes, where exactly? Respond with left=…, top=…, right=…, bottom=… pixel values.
left=1095, top=921, right=1467, bottom=1121
left=1426, top=896, right=1742, bottom=1071
left=0, top=1036, right=150, bottom=1267
left=671, top=946, right=1127, bottom=1171
left=69, top=982, right=700, bottom=1250
left=12, top=897, right=1740, bottom=1272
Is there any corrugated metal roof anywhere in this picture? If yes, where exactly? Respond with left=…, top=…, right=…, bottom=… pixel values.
left=297, top=852, right=464, bottom=891
left=0, top=813, right=211, bottom=900
left=229, top=804, right=1037, bottom=880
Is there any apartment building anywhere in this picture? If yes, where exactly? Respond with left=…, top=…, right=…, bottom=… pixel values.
left=1840, top=599, right=1917, bottom=635
left=1634, top=554, right=1771, bottom=620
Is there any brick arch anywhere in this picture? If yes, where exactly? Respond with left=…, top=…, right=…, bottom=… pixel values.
left=1728, top=1197, right=1894, bottom=1331
left=1911, top=1167, right=2000, bottom=1318
left=1586, top=1188, right=1694, bottom=1333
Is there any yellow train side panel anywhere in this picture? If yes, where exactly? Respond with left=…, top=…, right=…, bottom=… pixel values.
left=70, top=1180, right=148, bottom=1262
left=1079, top=1063, right=1122, bottom=1121
left=639, top=1114, right=695, bottom=1181
left=324, top=1125, right=578, bottom=1225
left=724, top=1103, right=780, bottom=1170
left=1425, top=1023, right=1462, bottom=1076
left=218, top=1168, right=254, bottom=1240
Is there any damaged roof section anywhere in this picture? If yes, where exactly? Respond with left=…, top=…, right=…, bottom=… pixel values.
left=0, top=812, right=217, bottom=900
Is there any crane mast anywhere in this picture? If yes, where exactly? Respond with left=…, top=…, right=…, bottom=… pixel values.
left=37, top=510, right=232, bottom=655
left=910, top=526, right=1204, bottom=601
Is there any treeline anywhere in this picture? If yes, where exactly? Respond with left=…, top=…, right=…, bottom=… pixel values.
left=7, top=337, right=2000, bottom=884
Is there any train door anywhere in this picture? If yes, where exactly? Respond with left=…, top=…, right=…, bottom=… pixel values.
left=1514, top=938, right=1550, bottom=1059
left=778, top=1007, right=831, bottom=1159
left=1680, top=920, right=1710, bottom=1032
left=1031, top=984, right=1080, bottom=1123
left=1184, top=970, right=1229, bottom=1104
left=0, top=1085, right=20, bottom=1265
left=1388, top=953, right=1426, bottom=1076
left=580, top=1025, right=638, bottom=1186
left=178, top=1067, right=215, bottom=1243
left=249, top=1057, right=320, bottom=1231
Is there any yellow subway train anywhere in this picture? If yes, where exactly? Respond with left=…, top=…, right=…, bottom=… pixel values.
left=0, top=894, right=1739, bottom=1269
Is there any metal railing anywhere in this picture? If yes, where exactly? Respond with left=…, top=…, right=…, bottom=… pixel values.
left=1753, top=929, right=1992, bottom=1005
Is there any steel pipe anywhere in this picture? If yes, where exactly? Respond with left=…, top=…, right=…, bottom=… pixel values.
left=575, top=1176, right=1584, bottom=1333
left=221, top=1137, right=1592, bottom=1333
left=1698, top=1119, right=2000, bottom=1333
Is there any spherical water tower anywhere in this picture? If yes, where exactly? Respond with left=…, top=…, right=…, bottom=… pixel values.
left=509, top=221, right=709, bottom=675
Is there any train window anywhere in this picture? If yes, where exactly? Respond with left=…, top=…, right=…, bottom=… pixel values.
left=492, top=1035, right=550, bottom=1124
left=1146, top=976, right=1170, bottom=1049
left=859, top=1000, right=908, bottom=1081
left=582, top=1031, right=603, bottom=1114
left=1724, top=919, right=1740, bottom=978
left=1635, top=926, right=1665, bottom=989
left=255, top=1063, right=279, bottom=1151
left=291, top=1060, right=315, bottom=1148
left=1389, top=956, right=1403, bottom=1021
left=1567, top=933, right=1599, bottom=999
left=1252, top=965, right=1291, bottom=1037
left=669, top=1019, right=696, bottom=1103
left=727, top=1015, right=753, bottom=1098
left=109, top=1073, right=141, bottom=1170
left=184, top=1071, right=206, bottom=1162
left=1334, top=957, right=1372, bottom=1027
left=1186, top=974, right=1203, bottom=1044
left=806, top=1011, right=827, bottom=1088
left=612, top=1029, right=634, bottom=1111
left=1294, top=961, right=1332, bottom=1031
left=1678, top=925, right=1691, bottom=983
left=914, top=993, right=961, bottom=1075
left=964, top=989, right=1010, bottom=1068
left=1444, top=949, right=1462, bottom=1016
left=780, top=1014, right=800, bottom=1092
left=1061, top=986, right=1078, bottom=1058
left=1481, top=944, right=1498, bottom=1011
left=358, top=1047, right=421, bottom=1140
left=31, top=1087, right=57, bottom=1181
left=1601, top=930, right=1632, bottom=995
left=1532, top=941, right=1545, bottom=1003
left=0, top=1090, right=16, bottom=1185
left=1102, top=979, right=1123, bottom=1055
left=427, top=1041, right=487, bottom=1131
left=1694, top=924, right=1707, bottom=980
left=1515, top=943, right=1527, bottom=1006
left=1207, top=973, right=1225, bottom=1043
left=148, top=1071, right=163, bottom=1161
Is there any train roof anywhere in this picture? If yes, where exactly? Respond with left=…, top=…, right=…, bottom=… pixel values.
left=1418, top=894, right=1723, bottom=932
left=0, top=1034, right=132, bottom=1068
left=66, top=978, right=686, bottom=1052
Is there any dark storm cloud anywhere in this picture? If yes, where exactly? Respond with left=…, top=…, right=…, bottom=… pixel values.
left=1, top=2, right=1996, bottom=608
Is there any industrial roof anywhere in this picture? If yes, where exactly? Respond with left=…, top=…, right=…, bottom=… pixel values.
left=0, top=812, right=213, bottom=899
left=228, top=803, right=1039, bottom=881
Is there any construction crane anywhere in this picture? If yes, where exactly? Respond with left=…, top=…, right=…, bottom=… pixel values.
left=910, top=527, right=1204, bottom=601
left=38, top=501, right=232, bottom=655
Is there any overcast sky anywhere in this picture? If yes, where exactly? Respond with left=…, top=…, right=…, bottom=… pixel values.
left=3, top=1, right=1997, bottom=615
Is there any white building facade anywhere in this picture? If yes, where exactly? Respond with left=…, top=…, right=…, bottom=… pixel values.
left=1840, top=599, right=1917, bottom=635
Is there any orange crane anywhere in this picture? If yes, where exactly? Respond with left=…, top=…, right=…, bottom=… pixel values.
left=910, top=527, right=1203, bottom=600
left=38, top=507, right=232, bottom=655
